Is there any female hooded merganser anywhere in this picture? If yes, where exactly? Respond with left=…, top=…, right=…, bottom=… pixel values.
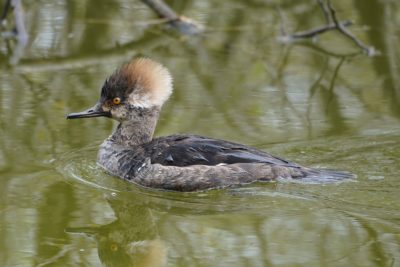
left=67, top=58, right=351, bottom=191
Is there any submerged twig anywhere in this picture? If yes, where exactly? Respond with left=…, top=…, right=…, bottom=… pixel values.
left=140, top=0, right=203, bottom=35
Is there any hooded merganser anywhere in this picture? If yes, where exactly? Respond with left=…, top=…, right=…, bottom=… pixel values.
left=67, top=58, right=351, bottom=191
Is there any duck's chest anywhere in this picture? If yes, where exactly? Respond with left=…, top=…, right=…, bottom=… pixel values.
left=97, top=140, right=147, bottom=179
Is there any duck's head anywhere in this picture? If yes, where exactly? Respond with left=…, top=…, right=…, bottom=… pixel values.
left=67, top=58, right=173, bottom=122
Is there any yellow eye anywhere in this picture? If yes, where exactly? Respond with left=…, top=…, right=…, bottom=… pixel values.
left=112, top=97, right=121, bottom=105
left=110, top=243, right=118, bottom=252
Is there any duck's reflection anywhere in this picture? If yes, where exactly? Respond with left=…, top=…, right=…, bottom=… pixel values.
left=64, top=184, right=399, bottom=267
left=66, top=193, right=167, bottom=267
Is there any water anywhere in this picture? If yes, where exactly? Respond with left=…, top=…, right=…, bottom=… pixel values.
left=1, top=0, right=400, bottom=266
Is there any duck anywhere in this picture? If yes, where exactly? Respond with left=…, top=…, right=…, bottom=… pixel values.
left=67, top=58, right=352, bottom=191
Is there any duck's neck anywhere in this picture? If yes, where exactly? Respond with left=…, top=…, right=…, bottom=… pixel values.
left=109, top=107, right=160, bottom=147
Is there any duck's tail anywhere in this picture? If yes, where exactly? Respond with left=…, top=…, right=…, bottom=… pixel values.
left=298, top=167, right=355, bottom=183
left=240, top=163, right=355, bottom=184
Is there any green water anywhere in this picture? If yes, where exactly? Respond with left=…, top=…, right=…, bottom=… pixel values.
left=1, top=0, right=400, bottom=266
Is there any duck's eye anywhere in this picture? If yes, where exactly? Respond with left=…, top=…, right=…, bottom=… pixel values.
left=110, top=243, right=118, bottom=252
left=112, top=97, right=121, bottom=105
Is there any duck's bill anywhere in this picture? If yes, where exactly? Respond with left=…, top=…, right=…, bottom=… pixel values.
left=66, top=104, right=110, bottom=119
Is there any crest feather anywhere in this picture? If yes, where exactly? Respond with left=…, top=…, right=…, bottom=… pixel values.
left=121, top=58, right=173, bottom=107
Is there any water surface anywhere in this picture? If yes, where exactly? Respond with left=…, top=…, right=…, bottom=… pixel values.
left=1, top=0, right=399, bottom=266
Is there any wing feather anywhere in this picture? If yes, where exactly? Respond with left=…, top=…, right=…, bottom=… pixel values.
left=144, top=135, right=299, bottom=168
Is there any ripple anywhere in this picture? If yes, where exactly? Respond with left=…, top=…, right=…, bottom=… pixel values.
left=55, top=145, right=132, bottom=192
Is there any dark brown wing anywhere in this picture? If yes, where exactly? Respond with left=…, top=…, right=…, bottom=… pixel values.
left=143, top=135, right=300, bottom=168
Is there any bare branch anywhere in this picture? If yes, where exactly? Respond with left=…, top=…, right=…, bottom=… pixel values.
left=317, top=0, right=331, bottom=24
left=10, top=0, right=29, bottom=64
left=141, top=0, right=178, bottom=20
left=12, top=0, right=28, bottom=40
left=297, top=42, right=360, bottom=58
left=280, top=0, right=377, bottom=56
left=140, top=0, right=203, bottom=35
left=290, top=20, right=352, bottom=39
left=0, top=0, right=11, bottom=23
left=327, top=0, right=376, bottom=56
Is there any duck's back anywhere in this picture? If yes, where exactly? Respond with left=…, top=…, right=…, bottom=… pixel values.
left=144, top=135, right=300, bottom=168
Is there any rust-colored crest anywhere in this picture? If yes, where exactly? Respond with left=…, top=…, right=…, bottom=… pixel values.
left=101, top=58, right=173, bottom=107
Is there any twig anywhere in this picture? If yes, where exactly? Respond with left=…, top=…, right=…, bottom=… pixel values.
left=327, top=0, right=375, bottom=56
left=10, top=0, right=29, bottom=64
left=296, top=42, right=360, bottom=58
left=140, top=0, right=203, bottom=35
left=291, top=20, right=352, bottom=39
left=1, top=0, right=29, bottom=64
left=1, top=0, right=11, bottom=24
left=11, top=0, right=28, bottom=43
left=276, top=5, right=286, bottom=36
left=317, top=0, right=331, bottom=24
left=36, top=244, right=75, bottom=267
left=141, top=0, right=178, bottom=21
left=280, top=0, right=377, bottom=56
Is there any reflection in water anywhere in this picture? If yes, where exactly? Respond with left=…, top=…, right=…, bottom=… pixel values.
left=1, top=136, right=400, bottom=266
left=0, top=0, right=29, bottom=65
left=62, top=182, right=400, bottom=267
left=36, top=182, right=77, bottom=266
left=354, top=0, right=400, bottom=117
left=318, top=57, right=349, bottom=135
left=0, top=0, right=400, bottom=266
left=67, top=194, right=167, bottom=267
left=58, top=137, right=400, bottom=266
